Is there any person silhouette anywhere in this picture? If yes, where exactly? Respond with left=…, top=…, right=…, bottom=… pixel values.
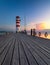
left=44, top=32, right=48, bottom=37
left=38, top=32, right=41, bottom=37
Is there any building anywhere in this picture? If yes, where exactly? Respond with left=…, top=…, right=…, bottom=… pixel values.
left=16, top=16, right=20, bottom=33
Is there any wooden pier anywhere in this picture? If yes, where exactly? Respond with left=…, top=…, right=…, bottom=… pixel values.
left=0, top=33, right=50, bottom=65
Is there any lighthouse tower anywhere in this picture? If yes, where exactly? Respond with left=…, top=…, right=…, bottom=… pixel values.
left=16, top=16, right=20, bottom=33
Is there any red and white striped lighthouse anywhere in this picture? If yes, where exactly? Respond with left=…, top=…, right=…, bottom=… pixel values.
left=16, top=16, right=20, bottom=32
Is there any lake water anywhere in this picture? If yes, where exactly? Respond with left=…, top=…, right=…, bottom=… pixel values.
left=0, top=33, right=6, bottom=35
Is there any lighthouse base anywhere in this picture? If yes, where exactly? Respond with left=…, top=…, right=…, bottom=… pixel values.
left=16, top=27, right=20, bottom=33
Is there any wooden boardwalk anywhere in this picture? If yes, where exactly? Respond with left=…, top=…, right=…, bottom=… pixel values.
left=0, top=33, right=50, bottom=65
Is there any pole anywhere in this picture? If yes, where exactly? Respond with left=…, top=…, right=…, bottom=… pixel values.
left=24, top=16, right=27, bottom=34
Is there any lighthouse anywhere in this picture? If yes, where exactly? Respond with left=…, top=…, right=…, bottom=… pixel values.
left=16, top=16, right=20, bottom=33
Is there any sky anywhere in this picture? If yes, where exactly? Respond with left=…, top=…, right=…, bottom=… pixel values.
left=0, top=0, right=50, bottom=31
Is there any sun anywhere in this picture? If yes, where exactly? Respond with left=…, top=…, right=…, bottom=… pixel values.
left=36, top=22, right=50, bottom=30
left=44, top=22, right=50, bottom=29
left=36, top=23, right=46, bottom=30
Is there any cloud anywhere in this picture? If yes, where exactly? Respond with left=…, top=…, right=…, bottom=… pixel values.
left=21, top=22, right=36, bottom=31
left=36, top=23, right=45, bottom=30
left=21, top=22, right=45, bottom=31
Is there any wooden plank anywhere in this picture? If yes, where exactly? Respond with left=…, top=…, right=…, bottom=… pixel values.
left=18, top=40, right=29, bottom=65
left=0, top=38, right=13, bottom=65
left=12, top=39, right=19, bottom=65
left=0, top=33, right=50, bottom=65
left=20, top=40, right=38, bottom=65
left=18, top=34, right=50, bottom=65
left=1, top=39, right=15, bottom=65
left=23, top=36, right=50, bottom=59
